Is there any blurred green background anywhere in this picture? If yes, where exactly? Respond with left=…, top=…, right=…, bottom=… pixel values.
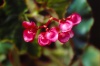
left=0, top=0, right=100, bottom=66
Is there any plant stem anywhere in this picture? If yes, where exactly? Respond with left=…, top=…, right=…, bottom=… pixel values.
left=38, top=17, right=59, bottom=31
left=46, top=17, right=59, bottom=26
left=24, top=14, right=29, bottom=21
left=11, top=46, right=21, bottom=66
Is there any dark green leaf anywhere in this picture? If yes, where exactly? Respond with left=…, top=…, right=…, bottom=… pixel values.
left=27, top=41, right=41, bottom=58
left=0, top=40, right=14, bottom=54
left=82, top=46, right=100, bottom=66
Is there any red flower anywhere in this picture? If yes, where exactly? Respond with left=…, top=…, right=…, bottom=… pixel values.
left=22, top=21, right=36, bottom=28
left=22, top=21, right=37, bottom=42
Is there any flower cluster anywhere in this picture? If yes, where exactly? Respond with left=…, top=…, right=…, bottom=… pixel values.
left=22, top=13, right=81, bottom=46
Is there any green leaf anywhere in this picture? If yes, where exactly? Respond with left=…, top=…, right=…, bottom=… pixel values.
left=37, top=0, right=71, bottom=18
left=3, top=0, right=26, bottom=15
left=67, top=0, right=92, bottom=15
left=0, top=40, right=14, bottom=54
left=74, top=18, right=94, bottom=35
left=66, top=0, right=94, bottom=65
left=0, top=54, right=6, bottom=62
left=67, top=0, right=94, bottom=48
left=82, top=46, right=100, bottom=66
left=0, top=0, right=26, bottom=40
left=47, top=0, right=71, bottom=18
left=2, top=59, right=12, bottom=66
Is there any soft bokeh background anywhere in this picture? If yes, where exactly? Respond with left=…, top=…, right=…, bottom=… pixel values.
left=0, top=0, right=100, bottom=66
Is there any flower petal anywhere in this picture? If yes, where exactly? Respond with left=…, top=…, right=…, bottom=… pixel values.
left=22, top=21, right=36, bottom=28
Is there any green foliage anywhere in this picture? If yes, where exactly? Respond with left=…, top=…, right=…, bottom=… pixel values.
left=67, top=0, right=94, bottom=48
left=82, top=46, right=100, bottom=66
left=0, top=40, right=14, bottom=54
left=37, top=0, right=71, bottom=18
left=27, top=42, right=41, bottom=58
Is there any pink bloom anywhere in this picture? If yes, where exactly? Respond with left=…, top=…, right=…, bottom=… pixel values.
left=59, top=20, right=73, bottom=32
left=38, top=32, right=51, bottom=46
left=66, top=13, right=82, bottom=25
left=58, top=30, right=74, bottom=43
left=22, top=21, right=36, bottom=28
left=45, top=27, right=58, bottom=42
left=58, top=32, right=70, bottom=43
left=23, top=29, right=36, bottom=42
left=22, top=21, right=37, bottom=42
left=22, top=13, right=81, bottom=46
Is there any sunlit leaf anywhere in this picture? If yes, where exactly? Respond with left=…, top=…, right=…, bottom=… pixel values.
left=0, top=54, right=6, bottom=62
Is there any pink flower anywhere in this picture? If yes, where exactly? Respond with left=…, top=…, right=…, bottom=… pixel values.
left=45, top=27, right=58, bottom=42
left=22, top=21, right=36, bottom=28
left=66, top=13, right=82, bottom=25
left=59, top=20, right=73, bottom=32
left=58, top=32, right=70, bottom=43
left=22, top=21, right=37, bottom=42
left=38, top=27, right=59, bottom=46
left=58, top=30, right=74, bottom=43
left=38, top=32, right=51, bottom=46
left=22, top=13, right=81, bottom=46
